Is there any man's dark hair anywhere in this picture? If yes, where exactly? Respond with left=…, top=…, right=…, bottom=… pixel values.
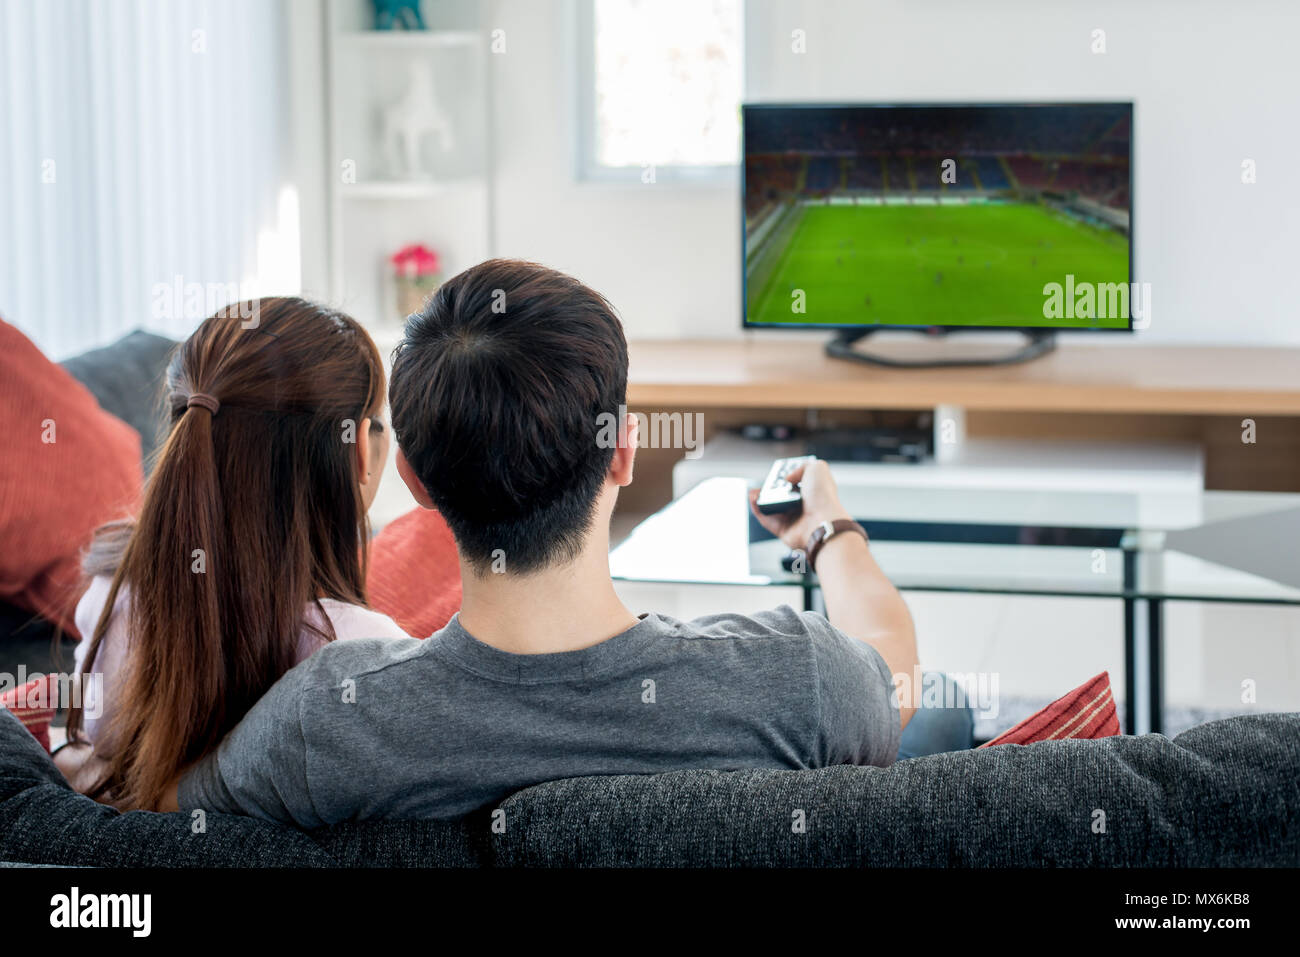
left=390, top=259, right=629, bottom=573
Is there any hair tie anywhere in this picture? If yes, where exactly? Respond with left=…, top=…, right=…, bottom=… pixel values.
left=186, top=393, right=220, bottom=415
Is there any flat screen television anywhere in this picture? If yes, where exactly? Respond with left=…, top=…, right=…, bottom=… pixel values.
left=742, top=102, right=1135, bottom=364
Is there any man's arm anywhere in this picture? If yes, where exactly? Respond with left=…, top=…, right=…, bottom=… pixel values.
left=749, top=459, right=919, bottom=729
left=174, top=665, right=319, bottom=827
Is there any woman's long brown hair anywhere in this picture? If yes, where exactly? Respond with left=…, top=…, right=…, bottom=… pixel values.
left=65, top=298, right=386, bottom=810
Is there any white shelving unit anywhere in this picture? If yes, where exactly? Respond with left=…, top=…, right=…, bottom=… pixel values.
left=324, top=0, right=495, bottom=339
left=334, top=29, right=482, bottom=51
left=322, top=0, right=496, bottom=530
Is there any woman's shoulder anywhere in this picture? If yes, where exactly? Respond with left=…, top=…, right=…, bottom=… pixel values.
left=314, top=599, right=413, bottom=642
left=74, top=574, right=116, bottom=631
left=73, top=576, right=127, bottom=643
left=72, top=575, right=130, bottom=675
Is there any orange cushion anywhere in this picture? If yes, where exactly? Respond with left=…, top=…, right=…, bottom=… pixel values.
left=366, top=507, right=462, bottom=638
left=0, top=320, right=142, bottom=635
left=979, top=671, right=1121, bottom=747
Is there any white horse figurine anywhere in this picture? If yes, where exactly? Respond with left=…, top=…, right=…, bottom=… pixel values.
left=380, top=61, right=455, bottom=179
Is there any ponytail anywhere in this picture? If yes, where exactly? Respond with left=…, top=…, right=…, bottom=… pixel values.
left=66, top=299, right=384, bottom=810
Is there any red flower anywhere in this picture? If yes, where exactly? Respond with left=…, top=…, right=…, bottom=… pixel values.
left=391, top=243, right=440, bottom=278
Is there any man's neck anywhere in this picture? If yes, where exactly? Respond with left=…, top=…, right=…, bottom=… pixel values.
left=456, top=543, right=640, bottom=655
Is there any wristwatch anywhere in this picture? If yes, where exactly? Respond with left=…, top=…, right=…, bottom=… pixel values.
left=805, top=519, right=868, bottom=572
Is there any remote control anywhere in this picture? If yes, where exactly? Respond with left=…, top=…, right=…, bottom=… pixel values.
left=755, top=455, right=816, bottom=515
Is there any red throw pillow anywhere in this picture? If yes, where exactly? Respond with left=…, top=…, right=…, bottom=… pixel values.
left=367, top=507, right=462, bottom=638
left=0, top=675, right=58, bottom=751
left=979, top=671, right=1121, bottom=747
left=0, top=319, right=142, bottom=635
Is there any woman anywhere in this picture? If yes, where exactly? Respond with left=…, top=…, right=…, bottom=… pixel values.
left=59, top=297, right=409, bottom=810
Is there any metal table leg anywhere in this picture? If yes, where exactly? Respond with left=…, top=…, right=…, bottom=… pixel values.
left=1148, top=598, right=1164, bottom=734
left=1123, top=548, right=1137, bottom=735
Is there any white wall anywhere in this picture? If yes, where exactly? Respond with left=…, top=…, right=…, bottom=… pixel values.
left=286, top=0, right=332, bottom=301
left=489, top=0, right=1300, bottom=345
left=489, top=0, right=739, bottom=340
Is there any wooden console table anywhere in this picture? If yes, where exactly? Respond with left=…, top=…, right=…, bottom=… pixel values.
left=627, top=339, right=1300, bottom=415
left=623, top=339, right=1300, bottom=500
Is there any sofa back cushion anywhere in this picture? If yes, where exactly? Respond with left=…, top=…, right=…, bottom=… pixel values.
left=484, top=712, right=1300, bottom=867
left=60, top=329, right=177, bottom=467
left=1, top=707, right=1295, bottom=868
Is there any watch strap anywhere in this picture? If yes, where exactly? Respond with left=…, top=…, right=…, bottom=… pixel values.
left=805, top=519, right=868, bottom=571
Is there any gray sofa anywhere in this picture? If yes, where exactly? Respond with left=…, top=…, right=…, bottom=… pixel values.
left=3, top=331, right=1297, bottom=866
left=59, top=328, right=177, bottom=465
left=2, top=709, right=1296, bottom=866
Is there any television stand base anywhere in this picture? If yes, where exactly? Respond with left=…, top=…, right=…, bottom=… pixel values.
left=825, top=329, right=1058, bottom=369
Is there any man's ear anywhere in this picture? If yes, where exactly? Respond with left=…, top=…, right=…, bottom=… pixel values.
left=396, top=447, right=436, bottom=509
left=610, top=410, right=638, bottom=487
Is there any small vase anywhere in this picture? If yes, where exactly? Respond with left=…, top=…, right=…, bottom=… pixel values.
left=394, top=275, right=440, bottom=322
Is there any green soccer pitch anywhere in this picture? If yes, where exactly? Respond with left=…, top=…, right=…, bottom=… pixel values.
left=745, top=201, right=1130, bottom=328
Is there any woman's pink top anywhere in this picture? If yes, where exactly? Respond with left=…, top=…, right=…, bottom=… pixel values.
left=72, top=575, right=410, bottom=757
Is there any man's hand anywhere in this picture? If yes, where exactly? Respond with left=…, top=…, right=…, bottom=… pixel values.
left=748, top=458, right=853, bottom=551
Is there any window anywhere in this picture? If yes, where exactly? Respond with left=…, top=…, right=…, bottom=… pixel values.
left=0, top=0, right=293, bottom=359
left=577, top=0, right=743, bottom=182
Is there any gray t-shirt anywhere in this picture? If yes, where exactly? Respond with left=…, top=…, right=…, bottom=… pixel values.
left=178, top=605, right=901, bottom=826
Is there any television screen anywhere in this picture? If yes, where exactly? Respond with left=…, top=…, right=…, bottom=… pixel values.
left=743, top=103, right=1134, bottom=331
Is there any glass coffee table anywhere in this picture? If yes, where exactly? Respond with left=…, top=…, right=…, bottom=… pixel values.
left=610, top=476, right=1300, bottom=735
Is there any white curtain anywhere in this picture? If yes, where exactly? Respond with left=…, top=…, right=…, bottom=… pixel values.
left=0, top=0, right=292, bottom=359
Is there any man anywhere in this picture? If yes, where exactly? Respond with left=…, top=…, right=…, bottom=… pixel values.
left=175, top=259, right=966, bottom=826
